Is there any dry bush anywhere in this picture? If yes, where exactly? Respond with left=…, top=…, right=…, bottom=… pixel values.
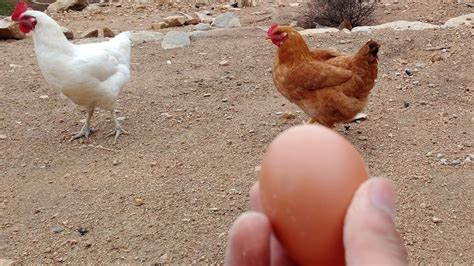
left=299, top=0, right=377, bottom=29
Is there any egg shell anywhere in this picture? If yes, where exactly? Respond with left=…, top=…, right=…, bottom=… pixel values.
left=259, top=125, right=368, bottom=265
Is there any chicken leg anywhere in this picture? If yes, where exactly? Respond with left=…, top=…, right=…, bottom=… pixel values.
left=108, top=110, right=127, bottom=144
left=70, top=107, right=95, bottom=142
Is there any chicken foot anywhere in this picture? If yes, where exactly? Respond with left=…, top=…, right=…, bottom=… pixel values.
left=70, top=107, right=95, bottom=142
left=107, top=110, right=127, bottom=144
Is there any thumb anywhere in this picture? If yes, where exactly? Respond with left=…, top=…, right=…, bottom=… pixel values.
left=344, top=178, right=408, bottom=265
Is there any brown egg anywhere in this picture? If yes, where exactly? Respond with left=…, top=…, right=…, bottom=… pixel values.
left=259, top=125, right=368, bottom=265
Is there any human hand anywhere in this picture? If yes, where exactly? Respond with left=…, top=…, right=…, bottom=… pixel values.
left=225, top=178, right=408, bottom=265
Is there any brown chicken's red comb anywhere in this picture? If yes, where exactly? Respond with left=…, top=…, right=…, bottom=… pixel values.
left=267, top=23, right=279, bottom=35
left=11, top=1, right=28, bottom=22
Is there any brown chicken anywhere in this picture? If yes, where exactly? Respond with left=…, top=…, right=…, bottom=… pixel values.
left=267, top=24, right=380, bottom=128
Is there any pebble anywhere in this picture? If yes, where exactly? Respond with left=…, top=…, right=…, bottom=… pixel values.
left=134, top=197, right=144, bottom=206
left=439, top=158, right=448, bottom=164
left=405, top=69, right=413, bottom=76
left=219, top=60, right=229, bottom=66
left=426, top=151, right=433, bottom=157
left=464, top=156, right=472, bottom=164
left=78, top=228, right=88, bottom=236
left=431, top=217, right=442, bottom=223
left=203, top=93, right=211, bottom=97
left=358, top=136, right=368, bottom=141
left=451, top=159, right=461, bottom=165
left=436, top=153, right=445, bottom=160
left=112, top=159, right=120, bottom=166
left=39, top=95, right=49, bottom=99
left=0, top=134, right=6, bottom=140
left=52, top=226, right=64, bottom=233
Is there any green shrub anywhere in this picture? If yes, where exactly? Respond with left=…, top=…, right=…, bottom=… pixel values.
left=0, top=0, right=15, bottom=16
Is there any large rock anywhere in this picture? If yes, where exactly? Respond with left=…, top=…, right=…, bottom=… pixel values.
left=444, top=13, right=474, bottom=27
left=163, top=15, right=187, bottom=27
left=130, top=31, right=164, bottom=45
left=352, top=20, right=440, bottom=33
left=161, top=31, right=190, bottom=50
left=212, top=12, right=241, bottom=28
left=0, top=18, right=26, bottom=40
left=299, top=27, right=339, bottom=36
left=47, top=0, right=88, bottom=13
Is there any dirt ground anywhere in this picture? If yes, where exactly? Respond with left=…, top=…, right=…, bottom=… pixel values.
left=0, top=1, right=473, bottom=264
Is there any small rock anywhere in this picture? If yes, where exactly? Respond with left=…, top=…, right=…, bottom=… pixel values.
left=151, top=22, right=168, bottom=30
left=425, top=151, right=433, bottom=157
left=160, top=253, right=168, bottom=261
left=464, top=156, right=472, bottom=164
left=203, top=93, right=211, bottom=97
left=338, top=40, right=351, bottom=44
left=80, top=28, right=99, bottom=39
left=436, top=153, right=445, bottom=160
left=103, top=27, right=115, bottom=38
left=430, top=52, right=444, bottom=62
left=431, top=217, right=442, bottom=223
left=185, top=18, right=201, bottom=25
left=219, top=60, right=229, bottom=66
left=61, top=27, right=74, bottom=40
left=112, top=159, right=120, bottom=166
left=358, top=136, right=368, bottom=141
left=134, top=197, right=144, bottom=206
left=52, top=226, right=64, bottom=233
left=282, top=111, right=296, bottom=120
left=77, top=228, right=88, bottom=236
left=39, top=95, right=49, bottom=99
left=404, top=69, right=413, bottom=76
left=0, top=134, right=7, bottom=140
left=439, top=158, right=448, bottom=164
left=451, top=159, right=461, bottom=165
left=212, top=12, right=241, bottom=28
left=195, top=12, right=214, bottom=24
left=163, top=15, right=187, bottom=27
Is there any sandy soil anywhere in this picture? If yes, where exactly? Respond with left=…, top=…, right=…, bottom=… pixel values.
left=0, top=2, right=473, bottom=264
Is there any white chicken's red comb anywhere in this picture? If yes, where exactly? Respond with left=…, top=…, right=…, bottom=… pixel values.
left=267, top=23, right=279, bottom=35
left=11, top=1, right=28, bottom=22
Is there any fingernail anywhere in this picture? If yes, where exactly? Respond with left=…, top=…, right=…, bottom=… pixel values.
left=368, top=179, right=396, bottom=219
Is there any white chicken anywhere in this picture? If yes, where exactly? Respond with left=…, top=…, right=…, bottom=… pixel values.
left=11, top=2, right=131, bottom=143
